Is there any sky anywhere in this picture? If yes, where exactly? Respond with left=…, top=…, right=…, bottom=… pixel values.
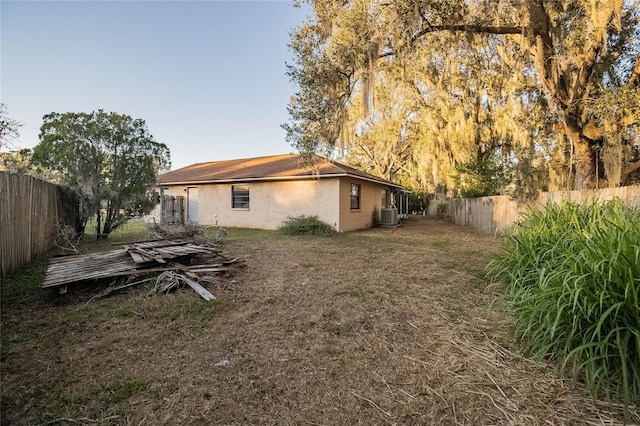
left=1, top=0, right=309, bottom=170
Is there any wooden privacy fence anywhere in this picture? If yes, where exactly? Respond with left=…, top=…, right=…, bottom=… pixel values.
left=432, top=185, right=640, bottom=235
left=0, top=172, right=80, bottom=279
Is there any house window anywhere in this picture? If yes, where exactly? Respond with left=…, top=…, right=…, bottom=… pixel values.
left=350, top=183, right=361, bottom=210
left=232, top=185, right=250, bottom=209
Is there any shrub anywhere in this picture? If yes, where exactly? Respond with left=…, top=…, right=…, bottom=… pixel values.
left=436, top=202, right=449, bottom=220
left=278, top=215, right=337, bottom=236
left=486, top=199, right=640, bottom=412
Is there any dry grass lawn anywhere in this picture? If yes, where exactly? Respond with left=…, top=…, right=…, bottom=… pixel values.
left=1, top=216, right=637, bottom=425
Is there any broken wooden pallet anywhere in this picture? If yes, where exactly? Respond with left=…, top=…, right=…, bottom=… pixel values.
left=41, top=238, right=238, bottom=301
left=42, top=250, right=135, bottom=288
left=122, top=240, right=214, bottom=264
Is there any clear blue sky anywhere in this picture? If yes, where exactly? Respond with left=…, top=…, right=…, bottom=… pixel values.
left=1, top=0, right=309, bottom=170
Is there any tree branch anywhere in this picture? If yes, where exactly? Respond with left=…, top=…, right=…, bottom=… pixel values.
left=581, top=121, right=605, bottom=141
left=408, top=80, right=429, bottom=109
left=378, top=22, right=527, bottom=60
left=621, top=159, right=640, bottom=183
left=582, top=116, right=638, bottom=141
left=626, top=56, right=640, bottom=87
left=412, top=24, right=526, bottom=41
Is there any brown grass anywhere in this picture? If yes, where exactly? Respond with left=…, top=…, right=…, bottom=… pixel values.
left=1, top=216, right=637, bottom=425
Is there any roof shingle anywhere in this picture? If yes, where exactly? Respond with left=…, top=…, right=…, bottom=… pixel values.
left=158, top=154, right=402, bottom=188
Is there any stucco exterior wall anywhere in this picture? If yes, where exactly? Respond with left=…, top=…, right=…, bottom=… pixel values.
left=338, top=179, right=388, bottom=232
left=161, top=179, right=341, bottom=230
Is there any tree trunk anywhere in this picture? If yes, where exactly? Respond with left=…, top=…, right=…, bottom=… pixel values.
left=572, top=136, right=598, bottom=190
left=95, top=210, right=108, bottom=239
left=562, top=114, right=598, bottom=190
left=621, top=159, right=640, bottom=184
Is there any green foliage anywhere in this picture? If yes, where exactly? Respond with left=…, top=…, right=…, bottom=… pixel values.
left=486, top=199, right=640, bottom=412
left=223, top=227, right=277, bottom=241
left=278, top=215, right=337, bottom=236
left=31, top=110, right=170, bottom=236
left=453, top=149, right=547, bottom=199
left=153, top=293, right=219, bottom=328
left=56, top=390, right=91, bottom=408
left=99, top=379, right=151, bottom=405
left=453, top=152, right=507, bottom=197
left=285, top=0, right=640, bottom=192
left=281, top=21, right=352, bottom=157
left=1, top=258, right=49, bottom=303
left=436, top=202, right=449, bottom=219
left=0, top=148, right=59, bottom=181
left=0, top=148, right=32, bottom=173
left=83, top=218, right=149, bottom=243
left=56, top=304, right=119, bottom=328
left=407, top=191, right=429, bottom=213
left=339, top=81, right=417, bottom=182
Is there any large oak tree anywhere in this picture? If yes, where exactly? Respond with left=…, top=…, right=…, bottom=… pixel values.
left=32, top=110, right=170, bottom=237
left=285, top=0, right=640, bottom=190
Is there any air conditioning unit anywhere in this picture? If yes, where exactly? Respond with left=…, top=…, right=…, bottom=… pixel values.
left=380, top=208, right=398, bottom=227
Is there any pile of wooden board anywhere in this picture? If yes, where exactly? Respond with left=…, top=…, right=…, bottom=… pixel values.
left=41, top=238, right=240, bottom=300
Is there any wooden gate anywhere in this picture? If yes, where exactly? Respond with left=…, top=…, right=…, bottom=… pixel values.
left=160, top=195, right=185, bottom=225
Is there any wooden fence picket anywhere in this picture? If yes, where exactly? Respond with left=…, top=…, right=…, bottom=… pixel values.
left=0, top=172, right=79, bottom=279
left=430, top=185, right=640, bottom=235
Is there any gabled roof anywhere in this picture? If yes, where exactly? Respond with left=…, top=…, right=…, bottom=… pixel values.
left=158, top=153, right=404, bottom=189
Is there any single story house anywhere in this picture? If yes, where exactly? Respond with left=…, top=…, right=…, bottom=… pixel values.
left=155, top=153, right=407, bottom=232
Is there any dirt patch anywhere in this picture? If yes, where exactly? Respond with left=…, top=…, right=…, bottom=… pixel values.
left=1, top=216, right=636, bottom=425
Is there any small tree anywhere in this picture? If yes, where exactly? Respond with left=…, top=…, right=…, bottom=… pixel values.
left=32, top=110, right=171, bottom=237
left=453, top=152, right=508, bottom=198
left=0, top=103, right=22, bottom=149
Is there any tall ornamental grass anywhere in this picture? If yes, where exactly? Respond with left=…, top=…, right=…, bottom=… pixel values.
left=486, top=199, right=640, bottom=410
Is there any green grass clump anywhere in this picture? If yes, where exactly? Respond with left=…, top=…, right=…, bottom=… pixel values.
left=223, top=227, right=276, bottom=241
left=486, top=199, right=640, bottom=411
left=1, top=258, right=49, bottom=302
left=278, top=215, right=337, bottom=236
left=99, top=378, right=152, bottom=405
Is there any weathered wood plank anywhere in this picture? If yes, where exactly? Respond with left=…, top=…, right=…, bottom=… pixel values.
left=123, top=241, right=212, bottom=265
left=128, top=250, right=149, bottom=264
left=184, top=267, right=228, bottom=273
left=42, top=249, right=136, bottom=288
left=182, top=276, right=216, bottom=301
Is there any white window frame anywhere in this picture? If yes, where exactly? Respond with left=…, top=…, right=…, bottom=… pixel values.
left=232, top=184, right=250, bottom=209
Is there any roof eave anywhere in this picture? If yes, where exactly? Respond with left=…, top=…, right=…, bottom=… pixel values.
left=158, top=173, right=405, bottom=189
